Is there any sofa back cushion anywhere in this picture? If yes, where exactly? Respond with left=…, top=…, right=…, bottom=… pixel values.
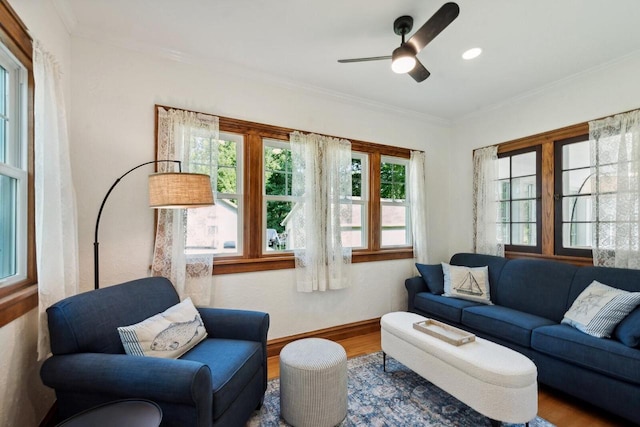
left=450, top=253, right=509, bottom=301
left=496, top=259, right=577, bottom=322
left=47, top=277, right=180, bottom=355
left=568, top=266, right=640, bottom=308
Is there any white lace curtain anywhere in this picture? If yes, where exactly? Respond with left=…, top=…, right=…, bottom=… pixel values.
left=409, top=150, right=429, bottom=264
left=152, top=107, right=219, bottom=305
left=290, top=131, right=352, bottom=292
left=34, top=42, right=80, bottom=359
left=590, top=110, right=640, bottom=268
left=473, top=146, right=504, bottom=256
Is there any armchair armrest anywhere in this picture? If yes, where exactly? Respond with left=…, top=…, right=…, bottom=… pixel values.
left=197, top=308, right=269, bottom=343
left=405, top=276, right=428, bottom=312
left=40, top=353, right=211, bottom=407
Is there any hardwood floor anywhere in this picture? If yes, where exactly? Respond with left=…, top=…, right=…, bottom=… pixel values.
left=267, top=331, right=632, bottom=427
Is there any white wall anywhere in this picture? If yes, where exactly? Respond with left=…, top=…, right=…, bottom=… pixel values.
left=448, top=52, right=640, bottom=254
left=1, top=1, right=71, bottom=426
left=70, top=37, right=453, bottom=340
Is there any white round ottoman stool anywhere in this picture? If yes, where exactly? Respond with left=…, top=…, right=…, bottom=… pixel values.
left=279, top=338, right=348, bottom=427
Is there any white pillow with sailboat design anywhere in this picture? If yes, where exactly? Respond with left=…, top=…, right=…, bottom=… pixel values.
left=442, top=263, right=492, bottom=305
left=118, top=297, right=207, bottom=359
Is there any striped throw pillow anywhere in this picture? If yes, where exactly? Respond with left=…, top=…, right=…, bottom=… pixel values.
left=562, top=281, right=640, bottom=339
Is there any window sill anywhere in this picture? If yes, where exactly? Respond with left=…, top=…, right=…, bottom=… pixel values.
left=505, top=251, right=594, bottom=267
left=211, top=248, right=414, bottom=275
left=0, top=283, right=38, bottom=328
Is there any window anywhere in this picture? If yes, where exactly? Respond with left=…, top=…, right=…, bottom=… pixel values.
left=0, top=0, right=36, bottom=328
left=0, top=31, right=27, bottom=286
left=554, top=134, right=593, bottom=257
left=380, top=156, right=411, bottom=247
left=155, top=108, right=413, bottom=274
left=497, top=147, right=541, bottom=253
left=494, top=122, right=592, bottom=264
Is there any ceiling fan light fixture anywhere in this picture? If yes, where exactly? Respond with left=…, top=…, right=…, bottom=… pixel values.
left=391, top=45, right=416, bottom=74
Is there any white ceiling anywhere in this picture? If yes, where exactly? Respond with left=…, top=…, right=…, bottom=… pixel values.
left=57, top=0, right=640, bottom=122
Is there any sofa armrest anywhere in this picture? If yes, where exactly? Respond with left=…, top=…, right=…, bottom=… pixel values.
left=40, top=353, right=211, bottom=407
left=405, top=276, right=428, bottom=312
left=198, top=308, right=269, bottom=343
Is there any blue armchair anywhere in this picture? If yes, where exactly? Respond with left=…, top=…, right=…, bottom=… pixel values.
left=40, top=277, right=269, bottom=427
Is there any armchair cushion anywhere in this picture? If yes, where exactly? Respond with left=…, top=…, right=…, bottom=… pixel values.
left=181, top=338, right=263, bottom=420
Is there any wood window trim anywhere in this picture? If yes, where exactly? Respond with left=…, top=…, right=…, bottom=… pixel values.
left=0, top=0, right=37, bottom=328
left=155, top=105, right=414, bottom=275
left=495, top=122, right=590, bottom=263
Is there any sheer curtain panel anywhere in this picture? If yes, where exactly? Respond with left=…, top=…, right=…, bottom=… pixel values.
left=409, top=150, right=429, bottom=264
left=152, top=107, right=219, bottom=305
left=290, top=131, right=352, bottom=292
left=590, top=110, right=640, bottom=268
left=34, top=42, right=80, bottom=359
left=473, top=146, right=504, bottom=256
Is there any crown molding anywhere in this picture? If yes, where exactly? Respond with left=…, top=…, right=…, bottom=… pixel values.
left=51, top=0, right=77, bottom=34
left=71, top=26, right=452, bottom=128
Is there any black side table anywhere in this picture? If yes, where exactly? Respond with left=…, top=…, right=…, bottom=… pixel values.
left=56, top=399, right=162, bottom=427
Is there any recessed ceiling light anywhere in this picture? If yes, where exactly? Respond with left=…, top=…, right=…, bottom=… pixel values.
left=462, top=48, right=482, bottom=60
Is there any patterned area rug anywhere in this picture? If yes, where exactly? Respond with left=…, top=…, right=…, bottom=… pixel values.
left=247, top=351, right=555, bottom=427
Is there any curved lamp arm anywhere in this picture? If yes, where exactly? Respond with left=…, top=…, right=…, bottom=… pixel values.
left=93, top=160, right=181, bottom=289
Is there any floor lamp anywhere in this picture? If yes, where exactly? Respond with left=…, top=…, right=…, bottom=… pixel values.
left=94, top=160, right=214, bottom=289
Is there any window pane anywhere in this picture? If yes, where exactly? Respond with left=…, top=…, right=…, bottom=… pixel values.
left=497, top=157, right=510, bottom=180
left=351, top=158, right=362, bottom=198
left=498, top=179, right=510, bottom=201
left=380, top=160, right=406, bottom=201
left=563, top=140, right=590, bottom=170
left=0, top=65, right=6, bottom=164
left=498, top=201, right=510, bottom=222
left=341, top=203, right=363, bottom=248
left=185, top=199, right=240, bottom=255
left=498, top=223, right=510, bottom=244
left=512, top=200, right=536, bottom=222
left=512, top=223, right=536, bottom=246
left=511, top=152, right=536, bottom=177
left=563, top=223, right=592, bottom=249
left=381, top=205, right=408, bottom=246
left=511, top=176, right=536, bottom=199
left=266, top=200, right=292, bottom=251
left=264, top=145, right=292, bottom=196
left=562, top=168, right=593, bottom=195
left=0, top=174, right=17, bottom=280
left=217, top=139, right=237, bottom=193
left=562, top=195, right=592, bottom=222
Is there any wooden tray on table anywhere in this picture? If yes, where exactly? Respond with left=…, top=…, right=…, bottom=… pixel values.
left=412, top=318, right=476, bottom=346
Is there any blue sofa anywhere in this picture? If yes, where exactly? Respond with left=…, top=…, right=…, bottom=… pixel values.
left=406, top=253, right=640, bottom=425
left=40, top=277, right=269, bottom=427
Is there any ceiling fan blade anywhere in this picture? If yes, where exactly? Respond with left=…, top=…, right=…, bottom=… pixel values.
left=408, top=59, right=430, bottom=82
left=337, top=55, right=392, bottom=63
left=407, top=2, right=459, bottom=53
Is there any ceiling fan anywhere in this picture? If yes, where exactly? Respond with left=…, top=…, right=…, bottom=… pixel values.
left=337, top=2, right=460, bottom=82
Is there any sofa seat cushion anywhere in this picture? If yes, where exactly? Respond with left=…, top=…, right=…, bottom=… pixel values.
left=414, top=292, right=481, bottom=324
left=532, top=325, right=640, bottom=385
left=181, top=338, right=262, bottom=420
left=461, top=305, right=556, bottom=348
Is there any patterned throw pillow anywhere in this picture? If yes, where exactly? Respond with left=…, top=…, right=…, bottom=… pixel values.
left=562, top=281, right=640, bottom=338
left=118, top=297, right=207, bottom=359
left=441, top=263, right=492, bottom=304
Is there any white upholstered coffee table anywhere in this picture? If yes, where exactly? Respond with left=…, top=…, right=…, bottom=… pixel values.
left=381, top=312, right=538, bottom=426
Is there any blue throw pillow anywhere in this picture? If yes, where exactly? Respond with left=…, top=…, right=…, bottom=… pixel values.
left=415, top=263, right=444, bottom=295
left=614, top=307, right=640, bottom=347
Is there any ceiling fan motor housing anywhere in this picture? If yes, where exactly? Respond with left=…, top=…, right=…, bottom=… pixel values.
left=393, top=15, right=414, bottom=36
